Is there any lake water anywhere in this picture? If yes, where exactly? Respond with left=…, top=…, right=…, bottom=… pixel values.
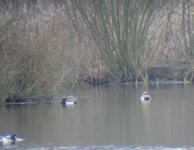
left=1, top=84, right=194, bottom=149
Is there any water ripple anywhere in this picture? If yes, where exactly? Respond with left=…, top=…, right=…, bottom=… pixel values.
left=0, top=145, right=193, bottom=150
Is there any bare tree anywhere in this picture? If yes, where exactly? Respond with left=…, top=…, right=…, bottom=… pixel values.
left=67, top=0, right=172, bottom=82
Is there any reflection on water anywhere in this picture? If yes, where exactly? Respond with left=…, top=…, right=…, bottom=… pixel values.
left=1, top=84, right=194, bottom=149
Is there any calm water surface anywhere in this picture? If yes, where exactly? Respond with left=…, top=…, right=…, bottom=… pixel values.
left=1, top=84, right=194, bottom=149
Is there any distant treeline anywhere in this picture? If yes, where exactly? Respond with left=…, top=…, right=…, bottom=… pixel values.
left=0, top=0, right=193, bottom=101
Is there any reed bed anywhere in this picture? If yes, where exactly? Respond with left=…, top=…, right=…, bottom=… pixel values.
left=0, top=1, right=98, bottom=100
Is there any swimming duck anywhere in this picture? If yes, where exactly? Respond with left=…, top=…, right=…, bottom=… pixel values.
left=0, top=134, right=24, bottom=145
left=140, top=91, right=151, bottom=102
left=62, top=95, right=77, bottom=105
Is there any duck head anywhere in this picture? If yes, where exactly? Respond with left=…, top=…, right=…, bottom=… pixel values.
left=143, top=91, right=149, bottom=95
left=10, top=134, right=16, bottom=141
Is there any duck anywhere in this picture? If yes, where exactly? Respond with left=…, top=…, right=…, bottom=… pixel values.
left=140, top=91, right=151, bottom=102
left=62, top=95, right=77, bottom=105
left=0, top=134, right=24, bottom=145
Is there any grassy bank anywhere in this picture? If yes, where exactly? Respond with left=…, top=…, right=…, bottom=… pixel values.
left=0, top=1, right=193, bottom=101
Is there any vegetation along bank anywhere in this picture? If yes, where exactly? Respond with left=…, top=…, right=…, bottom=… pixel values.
left=0, top=0, right=194, bottom=101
